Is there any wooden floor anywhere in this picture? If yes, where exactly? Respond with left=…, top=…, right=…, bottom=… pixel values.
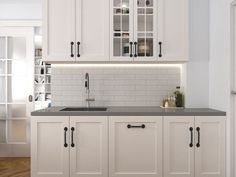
left=0, top=158, right=30, bottom=177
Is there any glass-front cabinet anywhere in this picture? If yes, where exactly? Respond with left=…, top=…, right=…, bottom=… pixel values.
left=111, top=0, right=158, bottom=60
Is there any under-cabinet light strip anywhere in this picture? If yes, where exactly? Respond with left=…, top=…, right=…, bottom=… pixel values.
left=52, top=64, right=182, bottom=68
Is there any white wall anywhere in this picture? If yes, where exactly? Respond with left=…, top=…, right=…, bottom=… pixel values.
left=209, top=0, right=233, bottom=176
left=185, top=0, right=209, bottom=108
left=0, top=1, right=41, bottom=20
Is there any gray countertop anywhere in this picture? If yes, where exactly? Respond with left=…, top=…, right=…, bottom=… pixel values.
left=31, top=106, right=226, bottom=116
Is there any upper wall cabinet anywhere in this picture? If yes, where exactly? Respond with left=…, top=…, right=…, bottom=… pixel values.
left=111, top=0, right=189, bottom=61
left=43, top=0, right=109, bottom=62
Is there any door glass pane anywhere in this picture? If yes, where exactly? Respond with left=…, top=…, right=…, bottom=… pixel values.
left=114, top=0, right=121, bottom=7
left=0, top=105, right=7, bottom=119
left=7, top=59, right=27, bottom=76
left=7, top=37, right=26, bottom=59
left=0, top=37, right=6, bottom=59
left=7, top=104, right=27, bottom=119
left=137, top=0, right=145, bottom=7
left=114, top=16, right=121, bottom=31
left=7, top=120, right=27, bottom=143
left=0, top=60, right=6, bottom=74
left=7, top=76, right=27, bottom=103
left=146, top=38, right=153, bottom=56
left=0, top=76, right=6, bottom=102
left=0, top=120, right=6, bottom=143
left=146, top=0, right=153, bottom=7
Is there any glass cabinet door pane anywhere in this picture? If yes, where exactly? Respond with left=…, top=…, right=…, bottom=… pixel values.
left=113, top=0, right=131, bottom=58
left=136, top=0, right=154, bottom=58
left=7, top=120, right=27, bottom=143
left=0, top=37, right=6, bottom=59
left=7, top=104, right=27, bottom=119
left=7, top=37, right=26, bottom=59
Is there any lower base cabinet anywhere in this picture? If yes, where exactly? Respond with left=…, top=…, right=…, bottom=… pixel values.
left=164, top=116, right=225, bottom=177
left=31, top=116, right=225, bottom=177
left=109, top=116, right=163, bottom=177
left=31, top=116, right=108, bottom=177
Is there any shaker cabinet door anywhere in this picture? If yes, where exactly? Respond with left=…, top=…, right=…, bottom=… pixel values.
left=31, top=116, right=70, bottom=177
left=70, top=116, right=108, bottom=177
left=43, top=0, right=76, bottom=62
left=109, top=116, right=162, bottom=177
left=76, top=0, right=109, bottom=61
left=195, top=116, right=225, bottom=177
left=164, top=116, right=194, bottom=177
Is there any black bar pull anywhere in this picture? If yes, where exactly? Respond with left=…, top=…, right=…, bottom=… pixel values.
left=134, top=42, right=137, bottom=57
left=196, top=127, right=200, bottom=147
left=71, top=127, right=75, bottom=147
left=64, top=127, right=68, bottom=147
left=158, top=42, right=162, bottom=57
left=189, top=127, right=193, bottom=147
left=71, top=42, right=74, bottom=57
left=127, top=124, right=145, bottom=129
left=130, top=42, right=133, bottom=57
left=77, top=42, right=80, bottom=57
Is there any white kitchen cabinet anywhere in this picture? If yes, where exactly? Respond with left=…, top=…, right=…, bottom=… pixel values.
left=70, top=116, right=108, bottom=177
left=43, top=0, right=75, bottom=62
left=159, top=0, right=189, bottom=61
left=109, top=116, right=162, bottom=177
left=195, top=116, right=225, bottom=177
left=43, top=0, right=109, bottom=62
left=164, top=116, right=225, bottom=177
left=111, top=0, right=189, bottom=61
left=164, top=116, right=194, bottom=177
left=31, top=116, right=108, bottom=177
left=31, top=116, right=70, bottom=177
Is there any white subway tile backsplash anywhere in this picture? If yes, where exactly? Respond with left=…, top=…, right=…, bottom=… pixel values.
left=51, top=66, right=181, bottom=107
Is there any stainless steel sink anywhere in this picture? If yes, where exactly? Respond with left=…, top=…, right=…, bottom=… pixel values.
left=60, top=107, right=107, bottom=111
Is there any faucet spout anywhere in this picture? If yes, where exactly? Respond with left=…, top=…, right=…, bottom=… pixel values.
left=84, top=73, right=95, bottom=108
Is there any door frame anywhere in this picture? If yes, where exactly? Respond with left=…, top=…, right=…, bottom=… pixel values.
left=230, top=1, right=236, bottom=176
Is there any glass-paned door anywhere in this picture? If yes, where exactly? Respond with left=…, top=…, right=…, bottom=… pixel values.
left=112, top=0, right=134, bottom=60
left=0, top=27, right=34, bottom=154
left=134, top=0, right=157, bottom=60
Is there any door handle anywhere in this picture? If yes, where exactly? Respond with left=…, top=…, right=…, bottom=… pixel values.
left=130, top=42, right=133, bottom=57
left=28, top=95, right=33, bottom=102
left=196, top=127, right=200, bottom=147
left=127, top=124, right=145, bottom=129
left=77, top=42, right=80, bottom=57
left=134, top=42, right=137, bottom=57
left=70, top=42, right=74, bottom=57
left=189, top=127, right=193, bottom=147
left=64, top=127, right=68, bottom=147
left=231, top=90, right=236, bottom=95
left=158, top=42, right=162, bottom=57
left=71, top=127, right=75, bottom=147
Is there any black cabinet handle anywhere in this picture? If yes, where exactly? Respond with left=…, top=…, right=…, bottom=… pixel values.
left=134, top=42, right=137, bottom=57
left=64, top=127, right=68, bottom=147
left=196, top=127, right=200, bottom=147
left=189, top=127, right=193, bottom=147
left=70, top=42, right=74, bottom=57
left=77, top=42, right=80, bottom=57
left=71, top=127, right=75, bottom=147
left=158, top=42, right=162, bottom=57
left=130, top=42, right=133, bottom=57
left=127, top=124, right=145, bottom=129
